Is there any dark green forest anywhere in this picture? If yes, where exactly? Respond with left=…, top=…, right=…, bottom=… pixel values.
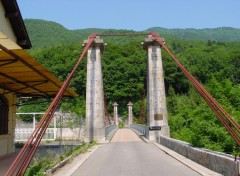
left=24, top=19, right=240, bottom=49
left=19, top=19, right=240, bottom=154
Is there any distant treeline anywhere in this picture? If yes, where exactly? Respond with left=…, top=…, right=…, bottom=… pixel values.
left=19, top=19, right=240, bottom=154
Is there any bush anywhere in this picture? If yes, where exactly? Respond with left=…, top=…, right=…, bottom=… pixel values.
left=25, top=142, right=96, bottom=176
left=118, top=122, right=124, bottom=128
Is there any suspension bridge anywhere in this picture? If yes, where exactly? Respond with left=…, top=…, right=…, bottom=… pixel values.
left=3, top=32, right=240, bottom=176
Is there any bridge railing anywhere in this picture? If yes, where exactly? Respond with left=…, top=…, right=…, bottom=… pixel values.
left=15, top=112, right=85, bottom=142
left=130, top=124, right=147, bottom=136
left=105, top=125, right=118, bottom=140
left=158, top=135, right=239, bottom=176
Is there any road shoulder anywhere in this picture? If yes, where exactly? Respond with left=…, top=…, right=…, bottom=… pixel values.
left=50, top=145, right=103, bottom=176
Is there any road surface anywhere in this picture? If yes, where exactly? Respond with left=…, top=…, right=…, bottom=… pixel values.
left=72, top=129, right=200, bottom=176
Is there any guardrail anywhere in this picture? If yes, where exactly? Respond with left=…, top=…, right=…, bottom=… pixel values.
left=105, top=125, right=118, bottom=140
left=130, top=124, right=147, bottom=136
left=159, top=135, right=239, bottom=176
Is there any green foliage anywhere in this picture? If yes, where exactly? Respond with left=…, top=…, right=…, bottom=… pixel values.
left=25, top=155, right=52, bottom=176
left=25, top=19, right=240, bottom=50
left=22, top=19, right=240, bottom=154
left=25, top=142, right=96, bottom=176
left=24, top=19, right=144, bottom=49
left=147, top=27, right=240, bottom=42
left=164, top=40, right=240, bottom=154
left=118, top=122, right=125, bottom=128
left=17, top=98, right=50, bottom=122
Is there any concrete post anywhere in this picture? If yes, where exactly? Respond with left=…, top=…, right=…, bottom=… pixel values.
left=127, top=101, right=133, bottom=127
left=144, top=35, right=170, bottom=141
left=113, top=102, right=119, bottom=126
left=85, top=36, right=105, bottom=143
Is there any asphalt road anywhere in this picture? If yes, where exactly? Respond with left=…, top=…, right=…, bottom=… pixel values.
left=72, top=129, right=200, bottom=176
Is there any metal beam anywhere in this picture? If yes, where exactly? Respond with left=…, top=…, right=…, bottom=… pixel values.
left=0, top=59, right=17, bottom=67
left=0, top=80, right=48, bottom=85
left=0, top=44, right=73, bottom=96
left=2, top=80, right=49, bottom=95
left=0, top=72, right=48, bottom=96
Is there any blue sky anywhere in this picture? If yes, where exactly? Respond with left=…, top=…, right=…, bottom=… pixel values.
left=17, top=0, right=240, bottom=31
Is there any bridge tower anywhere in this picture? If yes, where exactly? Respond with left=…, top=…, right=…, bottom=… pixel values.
left=144, top=35, right=170, bottom=141
left=84, top=36, right=105, bottom=143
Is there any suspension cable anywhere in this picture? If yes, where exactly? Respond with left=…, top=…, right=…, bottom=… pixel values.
left=98, top=33, right=148, bottom=37
left=150, top=32, right=240, bottom=146
left=5, top=33, right=97, bottom=176
left=5, top=31, right=240, bottom=175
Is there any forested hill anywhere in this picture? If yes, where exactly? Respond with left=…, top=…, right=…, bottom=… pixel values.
left=24, top=19, right=138, bottom=49
left=21, top=18, right=240, bottom=155
left=24, top=19, right=240, bottom=49
left=147, top=27, right=240, bottom=42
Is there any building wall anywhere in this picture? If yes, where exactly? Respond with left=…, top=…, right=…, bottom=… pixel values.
left=0, top=2, right=17, bottom=43
left=0, top=89, right=16, bottom=157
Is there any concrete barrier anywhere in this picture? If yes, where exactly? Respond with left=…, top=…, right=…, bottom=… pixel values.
left=159, top=135, right=239, bottom=176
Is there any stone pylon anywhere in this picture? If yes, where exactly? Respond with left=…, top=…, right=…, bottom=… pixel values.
left=113, top=102, right=119, bottom=126
left=144, top=35, right=170, bottom=141
left=128, top=101, right=133, bottom=127
left=85, top=36, right=105, bottom=143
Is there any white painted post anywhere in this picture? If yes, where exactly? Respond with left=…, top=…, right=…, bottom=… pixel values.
left=113, top=102, right=119, bottom=126
left=128, top=101, right=133, bottom=127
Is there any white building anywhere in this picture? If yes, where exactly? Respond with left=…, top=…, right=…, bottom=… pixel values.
left=0, top=0, right=77, bottom=157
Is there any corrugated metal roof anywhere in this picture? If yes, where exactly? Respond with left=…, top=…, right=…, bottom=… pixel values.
left=0, top=32, right=77, bottom=97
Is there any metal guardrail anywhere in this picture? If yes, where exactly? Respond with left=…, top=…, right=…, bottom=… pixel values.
left=105, top=125, right=118, bottom=139
left=130, top=124, right=147, bottom=136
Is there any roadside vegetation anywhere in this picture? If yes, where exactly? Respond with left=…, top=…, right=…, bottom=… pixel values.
left=19, top=19, right=240, bottom=154
left=25, top=141, right=96, bottom=176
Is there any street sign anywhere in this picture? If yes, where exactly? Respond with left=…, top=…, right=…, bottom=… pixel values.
left=149, top=126, right=161, bottom=130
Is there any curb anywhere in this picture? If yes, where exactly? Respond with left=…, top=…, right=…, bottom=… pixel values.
left=65, top=145, right=102, bottom=176
left=106, top=128, right=118, bottom=143
left=130, top=128, right=150, bottom=143
left=46, top=155, right=72, bottom=175
left=153, top=142, right=222, bottom=176
left=130, top=128, right=221, bottom=176
left=46, top=145, right=102, bottom=176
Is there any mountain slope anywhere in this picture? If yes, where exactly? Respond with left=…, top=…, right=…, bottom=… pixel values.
left=24, top=19, right=140, bottom=49
left=24, top=19, right=240, bottom=49
left=24, top=19, right=82, bottom=49
left=146, top=27, right=240, bottom=42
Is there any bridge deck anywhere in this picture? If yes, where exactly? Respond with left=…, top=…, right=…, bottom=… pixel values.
left=71, top=129, right=200, bottom=176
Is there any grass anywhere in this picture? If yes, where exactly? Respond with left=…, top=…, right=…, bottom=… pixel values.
left=25, top=141, right=96, bottom=176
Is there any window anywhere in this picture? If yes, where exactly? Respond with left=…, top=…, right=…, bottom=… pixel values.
left=0, top=96, right=9, bottom=135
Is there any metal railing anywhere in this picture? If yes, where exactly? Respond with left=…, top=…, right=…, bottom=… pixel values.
left=130, top=124, right=147, bottom=136
left=15, top=112, right=84, bottom=141
left=15, top=112, right=57, bottom=141
left=105, top=125, right=118, bottom=140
